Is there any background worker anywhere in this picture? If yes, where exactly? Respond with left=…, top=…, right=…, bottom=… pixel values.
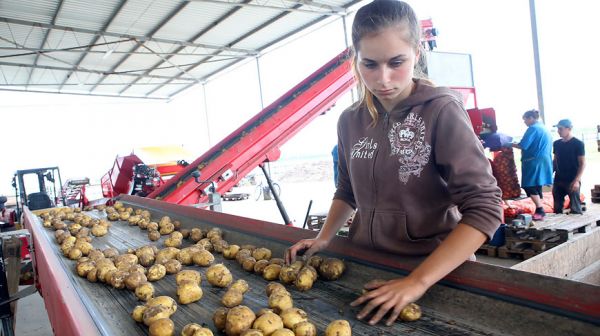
left=285, top=0, right=502, bottom=326
left=552, top=119, right=586, bottom=214
left=512, top=109, right=553, bottom=220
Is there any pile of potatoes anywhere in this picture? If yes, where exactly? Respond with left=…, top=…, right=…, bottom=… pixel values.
left=212, top=282, right=352, bottom=336
left=131, top=296, right=178, bottom=336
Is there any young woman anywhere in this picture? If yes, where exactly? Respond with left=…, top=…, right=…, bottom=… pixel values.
left=512, top=109, right=553, bottom=220
left=285, top=0, right=502, bottom=326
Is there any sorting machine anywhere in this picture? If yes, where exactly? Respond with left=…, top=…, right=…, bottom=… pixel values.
left=22, top=195, right=599, bottom=335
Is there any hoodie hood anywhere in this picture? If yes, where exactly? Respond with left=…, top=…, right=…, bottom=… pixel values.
left=377, top=78, right=463, bottom=116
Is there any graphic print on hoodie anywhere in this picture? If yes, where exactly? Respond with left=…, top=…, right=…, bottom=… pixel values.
left=388, top=112, right=431, bottom=183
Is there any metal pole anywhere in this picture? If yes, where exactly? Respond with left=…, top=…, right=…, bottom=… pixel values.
left=259, top=164, right=292, bottom=226
left=529, top=0, right=545, bottom=123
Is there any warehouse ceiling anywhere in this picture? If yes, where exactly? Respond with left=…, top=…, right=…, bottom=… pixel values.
left=0, top=0, right=361, bottom=99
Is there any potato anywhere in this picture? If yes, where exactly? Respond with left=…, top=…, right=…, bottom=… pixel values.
left=157, top=247, right=180, bottom=261
left=119, top=212, right=131, bottom=221
left=230, top=279, right=249, bottom=294
left=177, top=281, right=203, bottom=304
left=253, top=312, right=283, bottom=336
left=143, top=305, right=173, bottom=326
left=190, top=228, right=204, bottom=242
left=206, top=228, right=222, bottom=240
left=265, top=282, right=287, bottom=297
left=206, top=264, right=233, bottom=287
left=293, top=321, right=316, bottom=336
left=213, top=307, right=229, bottom=331
left=147, top=296, right=177, bottom=313
left=252, top=248, right=272, bottom=261
left=148, top=222, right=159, bottom=231
left=223, top=244, right=241, bottom=259
left=138, top=219, right=149, bottom=230
left=222, top=288, right=244, bottom=308
left=131, top=305, right=147, bottom=323
left=86, top=267, right=98, bottom=282
left=279, top=308, right=308, bottom=329
left=294, top=268, right=315, bottom=291
left=181, top=323, right=204, bottom=336
left=242, top=257, right=257, bottom=272
left=68, top=248, right=83, bottom=260
left=271, top=329, right=294, bottom=336
left=226, top=305, right=256, bottom=336
left=179, top=229, right=191, bottom=239
left=148, top=230, right=161, bottom=241
left=139, top=253, right=156, bottom=267
left=115, top=253, right=138, bottom=267
left=269, top=258, right=285, bottom=266
left=148, top=318, right=174, bottom=336
left=235, top=249, right=252, bottom=264
left=125, top=271, right=147, bottom=290
left=103, top=247, right=119, bottom=259
left=268, top=292, right=293, bottom=313
left=192, top=250, right=215, bottom=267
left=212, top=239, right=229, bottom=254
left=159, top=216, right=171, bottom=226
left=262, top=264, right=282, bottom=281
left=76, top=261, right=95, bottom=277
left=240, top=330, right=263, bottom=336
left=109, top=270, right=129, bottom=289
left=256, top=308, right=274, bottom=317
left=324, top=320, right=351, bottom=336
left=178, top=246, right=202, bottom=265
left=129, top=264, right=146, bottom=275
left=399, top=303, right=422, bottom=322
left=196, top=238, right=213, bottom=251
left=253, top=260, right=269, bottom=275
left=163, top=259, right=182, bottom=274
left=318, top=258, right=345, bottom=280
left=164, top=237, right=182, bottom=248
left=170, top=231, right=183, bottom=241
left=176, top=270, right=201, bottom=285
left=135, top=282, right=155, bottom=301
left=278, top=266, right=298, bottom=285
left=159, top=222, right=175, bottom=235
left=147, top=264, right=167, bottom=281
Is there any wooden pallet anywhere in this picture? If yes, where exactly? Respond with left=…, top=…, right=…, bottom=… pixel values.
left=497, top=245, right=537, bottom=260
left=476, top=243, right=498, bottom=257
left=504, top=236, right=560, bottom=252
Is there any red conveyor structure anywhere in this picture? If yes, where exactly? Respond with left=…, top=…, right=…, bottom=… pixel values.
left=147, top=49, right=355, bottom=205
left=23, top=196, right=600, bottom=336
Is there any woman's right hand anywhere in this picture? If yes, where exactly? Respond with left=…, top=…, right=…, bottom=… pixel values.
left=284, top=238, right=329, bottom=264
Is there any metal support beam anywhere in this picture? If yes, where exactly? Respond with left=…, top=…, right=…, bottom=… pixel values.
left=58, top=0, right=129, bottom=90
left=529, top=0, right=545, bottom=122
left=0, top=46, right=243, bottom=58
left=187, top=0, right=344, bottom=15
left=0, top=17, right=255, bottom=55
left=0, top=61, right=195, bottom=82
left=25, top=0, right=65, bottom=88
left=118, top=0, right=251, bottom=96
left=0, top=87, right=168, bottom=99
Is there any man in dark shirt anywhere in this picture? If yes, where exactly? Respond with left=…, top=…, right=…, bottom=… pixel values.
left=552, top=119, right=586, bottom=214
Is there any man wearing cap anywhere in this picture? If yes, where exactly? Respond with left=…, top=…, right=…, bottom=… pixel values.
left=552, top=119, right=586, bottom=214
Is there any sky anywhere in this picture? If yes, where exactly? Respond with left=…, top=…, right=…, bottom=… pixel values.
left=1, top=0, right=599, bottom=195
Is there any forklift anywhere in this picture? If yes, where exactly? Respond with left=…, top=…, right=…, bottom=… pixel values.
left=12, top=167, right=65, bottom=220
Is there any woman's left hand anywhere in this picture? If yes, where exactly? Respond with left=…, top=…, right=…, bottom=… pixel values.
left=350, top=276, right=428, bottom=326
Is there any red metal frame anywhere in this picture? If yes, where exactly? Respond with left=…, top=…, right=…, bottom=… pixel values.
left=101, top=154, right=144, bottom=198
left=148, top=49, right=355, bottom=205
left=23, top=208, right=101, bottom=336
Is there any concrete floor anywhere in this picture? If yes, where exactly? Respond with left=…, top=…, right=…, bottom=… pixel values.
left=14, top=287, right=52, bottom=336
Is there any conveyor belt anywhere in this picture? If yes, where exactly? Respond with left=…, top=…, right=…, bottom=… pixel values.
left=25, top=195, right=600, bottom=336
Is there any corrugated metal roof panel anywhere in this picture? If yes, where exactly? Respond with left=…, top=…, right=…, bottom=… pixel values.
left=234, top=11, right=319, bottom=49
left=194, top=6, right=284, bottom=46
left=153, top=2, right=232, bottom=41
left=106, top=0, right=187, bottom=36
left=0, top=0, right=57, bottom=24
left=56, top=0, right=124, bottom=31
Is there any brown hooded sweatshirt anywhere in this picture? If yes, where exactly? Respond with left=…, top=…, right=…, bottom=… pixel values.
left=334, top=79, right=502, bottom=256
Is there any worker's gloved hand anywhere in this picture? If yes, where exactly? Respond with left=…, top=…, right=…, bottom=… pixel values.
left=351, top=276, right=428, bottom=326
left=284, top=238, right=329, bottom=264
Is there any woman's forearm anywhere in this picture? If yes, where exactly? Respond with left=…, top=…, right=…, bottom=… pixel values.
left=315, top=199, right=355, bottom=243
left=407, top=224, right=487, bottom=288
